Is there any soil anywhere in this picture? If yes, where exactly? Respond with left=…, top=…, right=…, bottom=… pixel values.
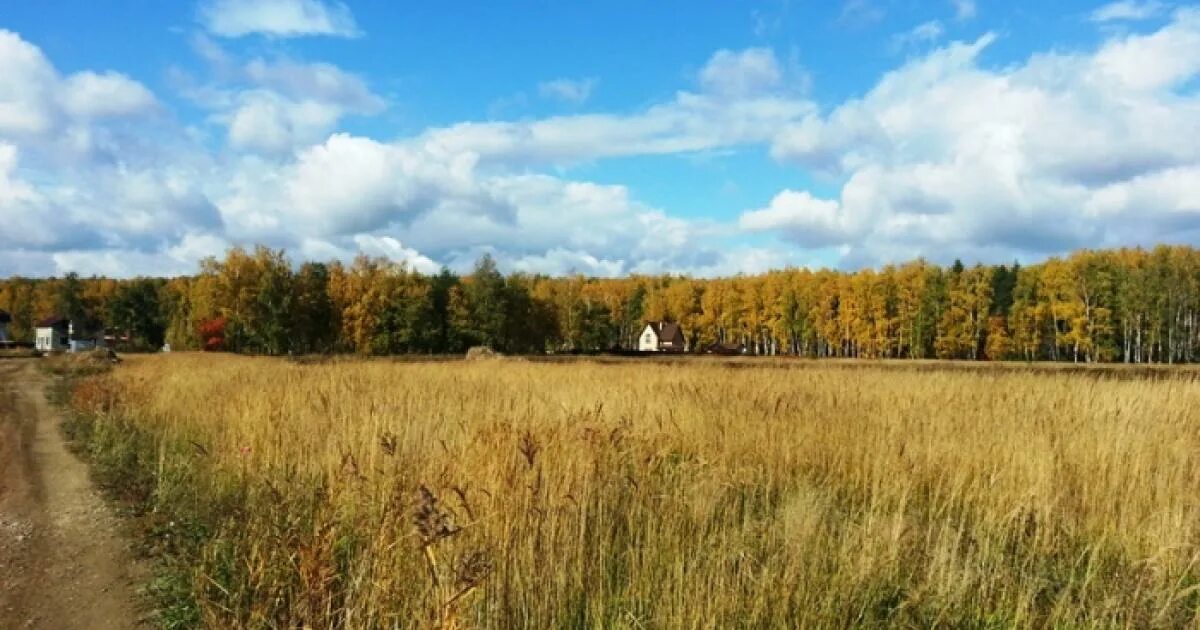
left=0, top=360, right=144, bottom=629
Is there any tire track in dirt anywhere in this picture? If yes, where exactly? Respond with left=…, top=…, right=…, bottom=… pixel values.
left=0, top=360, right=144, bottom=629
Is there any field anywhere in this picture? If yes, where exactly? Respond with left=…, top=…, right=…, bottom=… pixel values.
left=65, top=354, right=1200, bottom=628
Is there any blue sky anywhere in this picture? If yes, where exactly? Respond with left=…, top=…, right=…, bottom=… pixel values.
left=0, top=0, right=1197, bottom=277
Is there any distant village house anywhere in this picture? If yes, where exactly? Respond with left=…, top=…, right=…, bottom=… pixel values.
left=34, top=316, right=106, bottom=353
left=638, top=321, right=685, bottom=353
left=0, top=310, right=10, bottom=343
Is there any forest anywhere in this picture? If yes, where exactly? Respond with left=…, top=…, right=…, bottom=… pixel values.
left=2, top=243, right=1200, bottom=363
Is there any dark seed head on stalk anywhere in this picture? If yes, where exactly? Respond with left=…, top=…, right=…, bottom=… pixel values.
left=518, top=431, right=540, bottom=469
left=380, top=432, right=398, bottom=457
left=414, top=485, right=460, bottom=545
left=455, top=549, right=493, bottom=590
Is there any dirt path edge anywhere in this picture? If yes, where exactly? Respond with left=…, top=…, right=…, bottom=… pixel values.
left=0, top=360, right=145, bottom=629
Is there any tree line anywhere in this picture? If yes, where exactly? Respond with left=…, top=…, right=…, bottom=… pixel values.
left=2, top=244, right=1200, bottom=363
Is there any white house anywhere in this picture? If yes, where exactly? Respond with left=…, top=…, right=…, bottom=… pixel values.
left=638, top=321, right=686, bottom=353
left=35, top=316, right=71, bottom=352
left=34, top=316, right=105, bottom=353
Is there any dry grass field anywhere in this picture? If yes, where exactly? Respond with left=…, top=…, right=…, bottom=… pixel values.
left=65, top=354, right=1200, bottom=628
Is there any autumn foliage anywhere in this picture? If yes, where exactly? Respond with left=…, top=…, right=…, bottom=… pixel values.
left=198, top=317, right=226, bottom=352
left=5, top=244, right=1200, bottom=362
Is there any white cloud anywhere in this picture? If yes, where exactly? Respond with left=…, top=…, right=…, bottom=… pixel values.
left=242, top=58, right=382, bottom=110
left=740, top=190, right=856, bottom=247
left=1, top=34, right=811, bottom=278
left=226, top=91, right=345, bottom=154
left=0, top=30, right=57, bottom=136
left=893, top=21, right=945, bottom=50
left=1090, top=8, right=1200, bottom=90
left=210, top=132, right=737, bottom=276
left=758, top=9, right=1200, bottom=264
left=0, top=31, right=223, bottom=273
left=199, top=0, right=359, bottom=38
left=59, top=71, right=157, bottom=119
left=538, top=78, right=598, bottom=104
left=699, top=48, right=783, bottom=97
left=508, top=248, right=626, bottom=277
left=351, top=235, right=440, bottom=274
left=0, top=30, right=157, bottom=140
left=1090, top=1, right=1167, bottom=23
left=419, top=89, right=813, bottom=168
left=179, top=42, right=386, bottom=155
left=0, top=143, right=58, bottom=249
left=9, top=12, right=1200, bottom=280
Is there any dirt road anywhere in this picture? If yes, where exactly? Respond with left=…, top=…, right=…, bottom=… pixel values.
left=0, top=360, right=143, bottom=629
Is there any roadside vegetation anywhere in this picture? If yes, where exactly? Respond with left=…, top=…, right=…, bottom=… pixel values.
left=62, top=353, right=1200, bottom=627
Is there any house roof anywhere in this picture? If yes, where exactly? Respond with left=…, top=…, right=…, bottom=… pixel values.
left=36, top=315, right=69, bottom=328
left=647, top=321, right=683, bottom=341
left=0, top=310, right=10, bottom=324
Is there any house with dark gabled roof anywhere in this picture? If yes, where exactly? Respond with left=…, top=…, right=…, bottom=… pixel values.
left=0, top=310, right=10, bottom=343
left=638, top=321, right=686, bottom=353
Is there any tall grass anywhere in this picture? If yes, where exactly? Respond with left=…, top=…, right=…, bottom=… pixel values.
left=69, top=354, right=1200, bottom=628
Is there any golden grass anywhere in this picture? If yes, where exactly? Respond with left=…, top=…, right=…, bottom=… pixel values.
left=73, top=354, right=1200, bottom=628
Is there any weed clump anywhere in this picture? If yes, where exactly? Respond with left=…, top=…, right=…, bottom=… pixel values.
left=464, top=346, right=502, bottom=360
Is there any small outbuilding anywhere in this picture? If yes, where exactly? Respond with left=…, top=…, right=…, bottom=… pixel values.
left=0, top=309, right=10, bottom=343
left=704, top=342, right=747, bottom=356
left=638, top=321, right=686, bottom=353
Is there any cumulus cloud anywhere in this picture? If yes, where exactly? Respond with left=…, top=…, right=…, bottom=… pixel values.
left=0, top=33, right=811, bottom=277
left=740, top=190, right=855, bottom=248
left=0, top=30, right=157, bottom=141
left=0, top=31, right=223, bottom=275
left=538, top=78, right=597, bottom=104
left=2, top=34, right=826, bottom=277
left=758, top=8, right=1200, bottom=265
left=209, top=133, right=746, bottom=277
left=699, top=48, right=783, bottom=96
left=351, top=235, right=440, bottom=273
left=8, top=12, right=1200, bottom=279
left=0, top=143, right=57, bottom=249
left=178, top=41, right=386, bottom=154
left=59, top=72, right=157, bottom=120
left=199, top=0, right=359, bottom=38
left=225, top=91, right=346, bottom=154
left=0, top=31, right=57, bottom=136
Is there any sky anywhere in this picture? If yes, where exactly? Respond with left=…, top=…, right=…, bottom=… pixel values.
left=0, top=0, right=1198, bottom=278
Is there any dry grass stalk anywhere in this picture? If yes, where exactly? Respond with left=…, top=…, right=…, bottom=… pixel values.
left=72, top=353, right=1200, bottom=627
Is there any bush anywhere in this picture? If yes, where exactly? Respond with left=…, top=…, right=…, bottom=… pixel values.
left=465, top=346, right=502, bottom=360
